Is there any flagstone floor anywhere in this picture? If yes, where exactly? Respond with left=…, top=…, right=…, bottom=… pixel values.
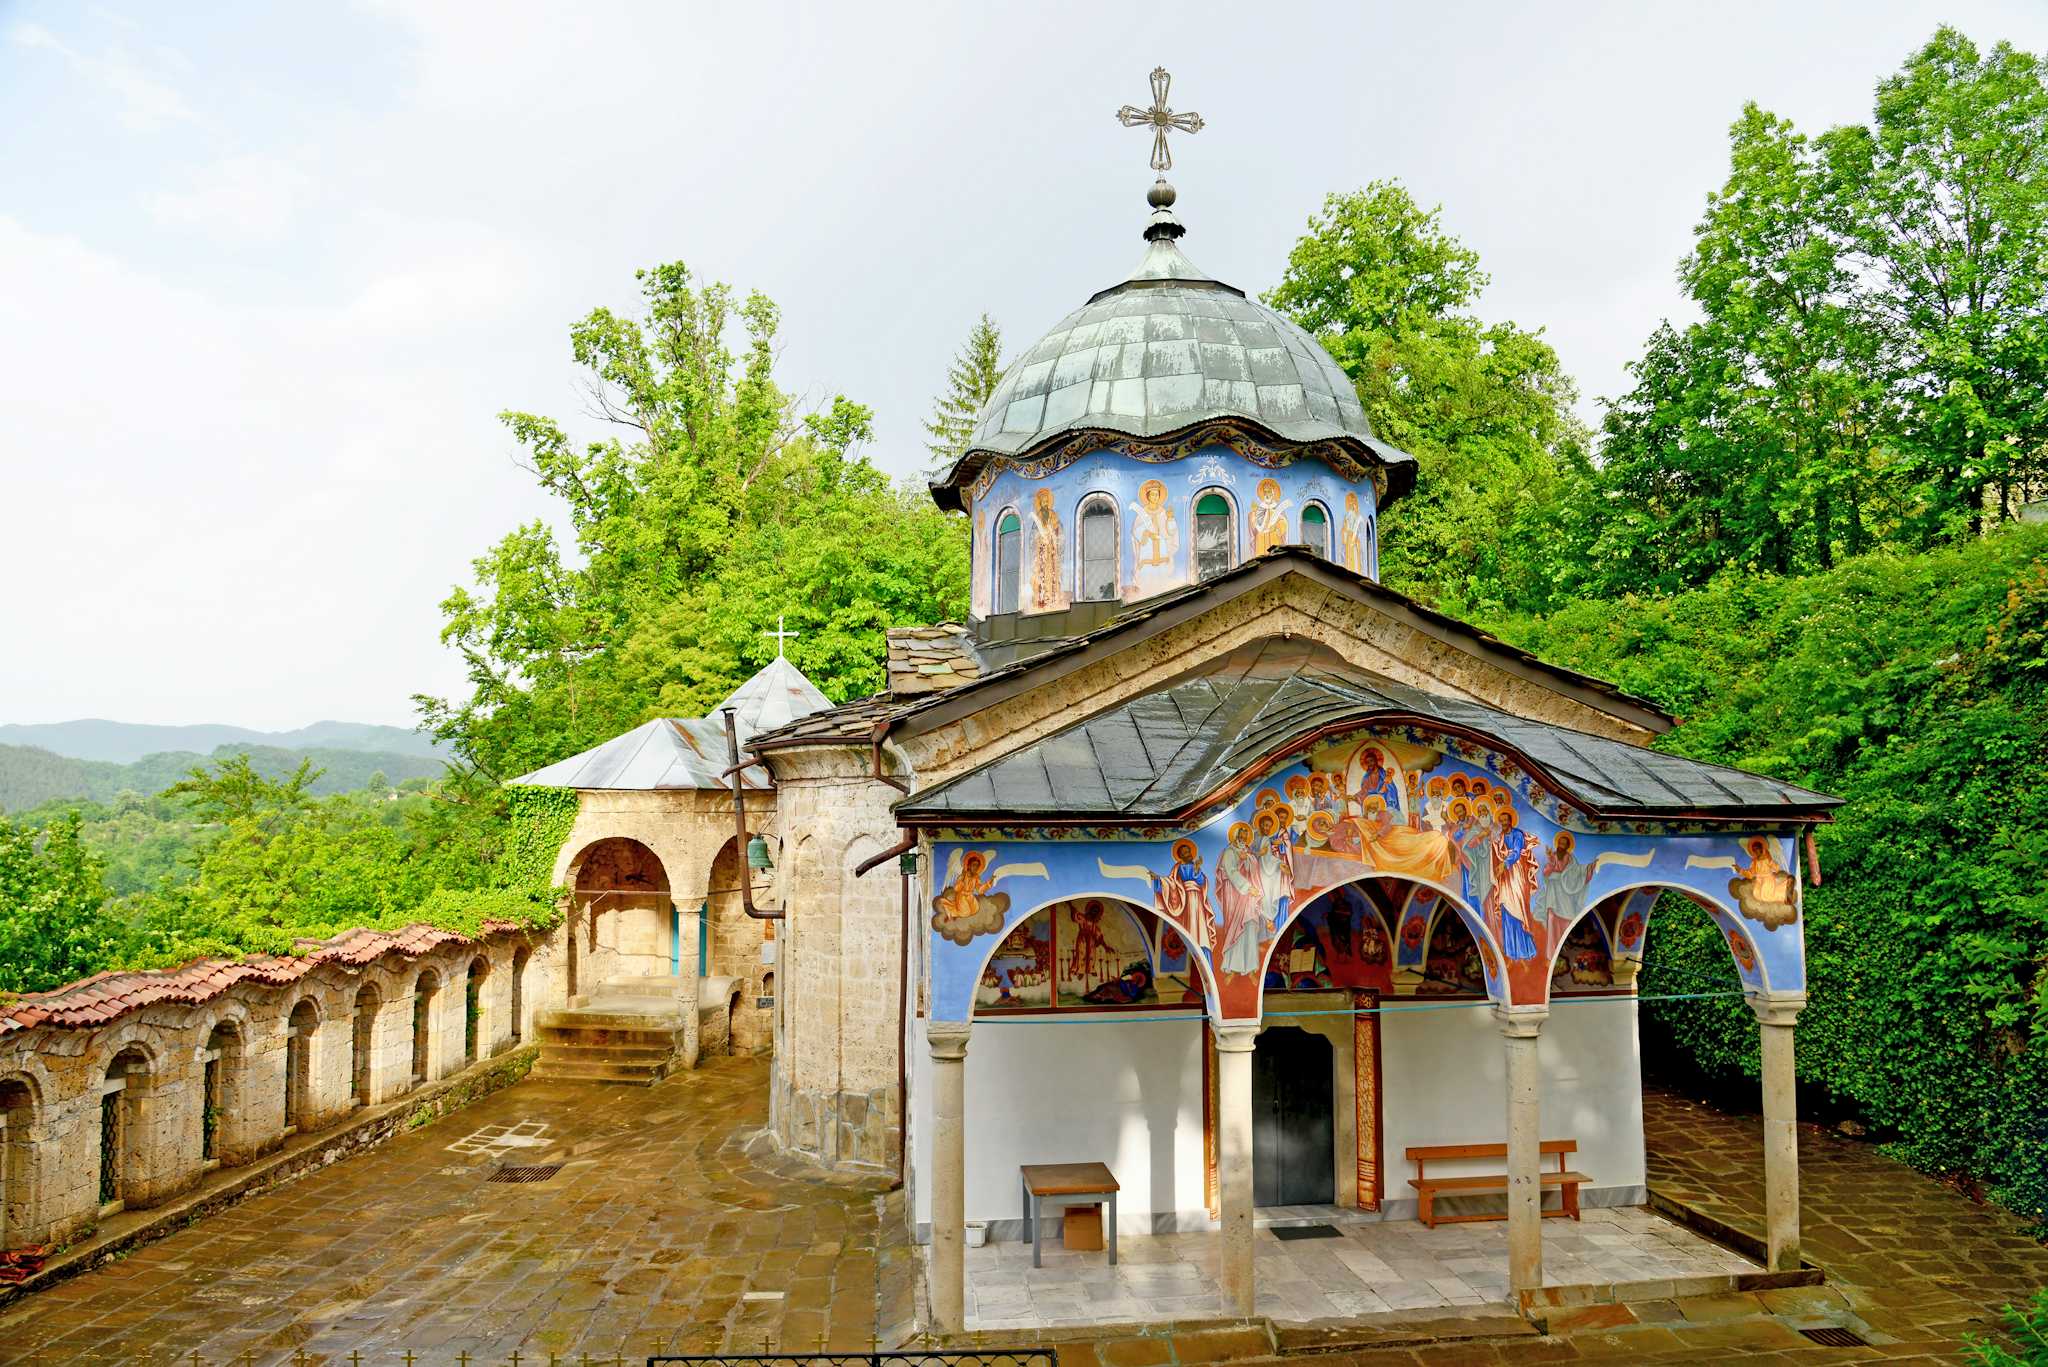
left=962, top=1204, right=1754, bottom=1330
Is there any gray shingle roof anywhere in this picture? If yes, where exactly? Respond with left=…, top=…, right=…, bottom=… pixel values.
left=894, top=637, right=1839, bottom=824
left=510, top=656, right=831, bottom=791
left=930, top=238, right=1417, bottom=509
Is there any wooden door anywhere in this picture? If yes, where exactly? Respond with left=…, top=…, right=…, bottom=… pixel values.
left=1252, top=1026, right=1335, bottom=1207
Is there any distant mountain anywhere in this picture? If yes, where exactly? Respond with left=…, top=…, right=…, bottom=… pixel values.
left=0, top=719, right=447, bottom=765
left=0, top=743, right=450, bottom=813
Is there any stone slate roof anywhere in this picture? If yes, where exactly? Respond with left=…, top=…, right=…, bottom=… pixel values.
left=885, top=625, right=986, bottom=696
left=512, top=656, right=831, bottom=791
left=748, top=548, right=1675, bottom=754
left=930, top=237, right=1417, bottom=510
left=0, top=922, right=522, bottom=1035
left=894, top=637, right=1840, bottom=825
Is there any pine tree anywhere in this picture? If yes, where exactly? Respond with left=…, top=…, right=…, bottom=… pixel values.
left=923, top=313, right=1005, bottom=478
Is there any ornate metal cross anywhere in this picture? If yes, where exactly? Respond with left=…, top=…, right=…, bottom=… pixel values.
left=1117, top=67, right=1204, bottom=173
left=762, top=613, right=799, bottom=659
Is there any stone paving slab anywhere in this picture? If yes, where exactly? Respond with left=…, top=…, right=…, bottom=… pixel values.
left=0, top=1056, right=903, bottom=1366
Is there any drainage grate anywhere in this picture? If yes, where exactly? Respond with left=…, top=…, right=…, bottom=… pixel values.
left=1798, top=1326, right=1869, bottom=1348
left=1270, top=1223, right=1342, bottom=1241
left=487, top=1163, right=563, bottom=1184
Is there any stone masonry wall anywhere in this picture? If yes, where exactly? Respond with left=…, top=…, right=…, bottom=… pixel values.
left=0, top=928, right=557, bottom=1254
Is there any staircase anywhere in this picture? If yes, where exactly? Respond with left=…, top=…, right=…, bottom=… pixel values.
left=530, top=975, right=741, bottom=1085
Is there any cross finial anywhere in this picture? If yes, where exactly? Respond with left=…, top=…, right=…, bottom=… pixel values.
left=762, top=614, right=799, bottom=659
left=1117, top=66, right=1204, bottom=173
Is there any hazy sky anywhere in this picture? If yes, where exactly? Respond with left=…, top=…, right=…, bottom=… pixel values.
left=5, top=2, right=2045, bottom=731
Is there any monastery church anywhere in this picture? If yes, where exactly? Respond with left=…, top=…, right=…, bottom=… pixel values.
left=0, top=73, right=1837, bottom=1339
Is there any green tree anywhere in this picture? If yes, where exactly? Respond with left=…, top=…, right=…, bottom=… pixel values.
left=1822, top=27, right=2048, bottom=540
left=419, top=262, right=969, bottom=783
left=0, top=812, right=124, bottom=993
left=922, top=313, right=1006, bottom=478
left=1265, top=183, right=1592, bottom=614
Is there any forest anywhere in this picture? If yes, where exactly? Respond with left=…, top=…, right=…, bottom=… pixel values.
left=2, top=27, right=2043, bottom=1226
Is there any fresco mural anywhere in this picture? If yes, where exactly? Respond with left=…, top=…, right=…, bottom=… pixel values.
left=926, top=725, right=1802, bottom=1022
left=1418, top=910, right=1490, bottom=996
left=965, top=445, right=1380, bottom=617
left=971, top=898, right=1202, bottom=1013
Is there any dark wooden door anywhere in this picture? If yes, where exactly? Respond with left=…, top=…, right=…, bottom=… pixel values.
left=1252, top=1026, right=1335, bottom=1207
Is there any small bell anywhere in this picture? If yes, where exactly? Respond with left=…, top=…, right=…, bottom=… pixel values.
left=746, top=835, right=775, bottom=870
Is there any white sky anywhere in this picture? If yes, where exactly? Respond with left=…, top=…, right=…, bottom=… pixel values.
left=4, top=1, right=2044, bottom=731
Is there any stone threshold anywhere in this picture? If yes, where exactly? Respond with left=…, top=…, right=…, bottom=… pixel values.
left=0, top=1044, right=538, bottom=1312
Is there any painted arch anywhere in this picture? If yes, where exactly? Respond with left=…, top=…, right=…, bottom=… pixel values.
left=926, top=724, right=1808, bottom=1020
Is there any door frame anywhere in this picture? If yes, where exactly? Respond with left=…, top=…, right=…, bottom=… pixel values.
left=1203, top=988, right=1382, bottom=1215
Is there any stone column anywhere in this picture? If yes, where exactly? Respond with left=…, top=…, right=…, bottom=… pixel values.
left=927, top=1020, right=971, bottom=1336
left=1496, top=1004, right=1549, bottom=1294
left=1753, top=994, right=1806, bottom=1271
left=1213, top=1022, right=1260, bottom=1319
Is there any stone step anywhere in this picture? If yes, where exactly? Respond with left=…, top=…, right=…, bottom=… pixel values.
left=536, top=1041, right=677, bottom=1065
left=535, top=1009, right=684, bottom=1033
left=528, top=1058, right=670, bottom=1086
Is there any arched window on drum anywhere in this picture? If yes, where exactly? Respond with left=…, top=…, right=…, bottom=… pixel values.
left=1076, top=495, right=1118, bottom=602
left=994, top=508, right=1022, bottom=614
left=1300, top=501, right=1331, bottom=559
left=1194, top=490, right=1235, bottom=578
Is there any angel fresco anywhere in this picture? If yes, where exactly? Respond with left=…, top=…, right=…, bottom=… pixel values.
left=931, top=849, right=1048, bottom=945
left=1730, top=838, right=1799, bottom=927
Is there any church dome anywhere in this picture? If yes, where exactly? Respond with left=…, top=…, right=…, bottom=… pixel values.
left=930, top=201, right=1416, bottom=512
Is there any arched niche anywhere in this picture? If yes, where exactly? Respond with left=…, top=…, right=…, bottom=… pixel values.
left=1549, top=879, right=1774, bottom=1003
left=967, top=894, right=1218, bottom=1019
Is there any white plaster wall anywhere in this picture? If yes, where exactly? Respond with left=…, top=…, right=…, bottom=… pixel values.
left=1379, top=999, right=1646, bottom=1214
left=909, top=998, right=1647, bottom=1238
left=911, top=1016, right=1210, bottom=1236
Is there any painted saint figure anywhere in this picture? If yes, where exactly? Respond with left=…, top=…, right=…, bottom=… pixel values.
left=1150, top=838, right=1212, bottom=952
left=1214, top=821, right=1267, bottom=977
left=1130, top=479, right=1179, bottom=596
left=1339, top=491, right=1366, bottom=573
left=1531, top=830, right=1594, bottom=936
left=1249, top=477, right=1292, bottom=555
left=1030, top=487, right=1065, bottom=612
left=1489, top=811, right=1541, bottom=960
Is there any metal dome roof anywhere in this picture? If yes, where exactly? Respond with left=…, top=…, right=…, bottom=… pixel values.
left=932, top=223, right=1416, bottom=511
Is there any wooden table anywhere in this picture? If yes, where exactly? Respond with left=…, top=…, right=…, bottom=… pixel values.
left=1019, top=1162, right=1119, bottom=1267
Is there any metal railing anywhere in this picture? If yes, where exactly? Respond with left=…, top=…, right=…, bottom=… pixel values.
left=650, top=1355, right=1057, bottom=1367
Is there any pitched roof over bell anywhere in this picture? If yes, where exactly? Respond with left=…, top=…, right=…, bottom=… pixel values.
left=510, top=655, right=831, bottom=791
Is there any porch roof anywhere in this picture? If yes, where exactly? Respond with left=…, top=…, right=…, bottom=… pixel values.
left=893, top=637, right=1840, bottom=825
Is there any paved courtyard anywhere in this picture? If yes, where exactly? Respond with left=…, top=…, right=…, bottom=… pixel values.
left=2, top=1057, right=2044, bottom=1365
left=965, top=1205, right=1753, bottom=1330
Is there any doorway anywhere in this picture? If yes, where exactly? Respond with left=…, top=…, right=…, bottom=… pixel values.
left=1252, top=1026, right=1334, bottom=1206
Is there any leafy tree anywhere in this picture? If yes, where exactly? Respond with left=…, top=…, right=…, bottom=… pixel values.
left=1587, top=27, right=2047, bottom=593
left=1264, top=183, right=1592, bottom=614
left=922, top=313, right=1006, bottom=479
left=0, top=812, right=124, bottom=994
left=1822, top=27, right=2048, bottom=541
left=419, top=262, right=969, bottom=784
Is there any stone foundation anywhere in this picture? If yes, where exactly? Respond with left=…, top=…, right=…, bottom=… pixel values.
left=773, top=1070, right=901, bottom=1172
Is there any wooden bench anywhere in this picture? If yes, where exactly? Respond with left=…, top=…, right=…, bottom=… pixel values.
left=1406, top=1141, right=1589, bottom=1229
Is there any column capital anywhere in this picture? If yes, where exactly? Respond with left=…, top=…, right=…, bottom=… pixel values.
left=1212, top=1022, right=1261, bottom=1053
left=1749, top=993, right=1807, bottom=1028
left=1493, top=1004, right=1549, bottom=1039
left=927, top=1020, right=972, bottom=1060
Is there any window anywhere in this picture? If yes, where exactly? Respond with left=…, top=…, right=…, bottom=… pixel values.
left=1077, top=497, right=1118, bottom=601
left=1300, top=503, right=1330, bottom=559
left=1194, top=492, right=1234, bottom=578
left=994, top=510, right=1022, bottom=614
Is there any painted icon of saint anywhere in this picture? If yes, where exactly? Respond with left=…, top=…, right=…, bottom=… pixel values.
left=1130, top=478, right=1180, bottom=596
left=1214, top=821, right=1266, bottom=977
left=1029, top=487, right=1066, bottom=612
left=1339, top=491, right=1366, bottom=573
left=1150, top=837, right=1212, bottom=951
left=1249, top=477, right=1292, bottom=555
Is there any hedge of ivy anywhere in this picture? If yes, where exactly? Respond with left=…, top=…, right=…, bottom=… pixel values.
left=1492, top=523, right=2048, bottom=1227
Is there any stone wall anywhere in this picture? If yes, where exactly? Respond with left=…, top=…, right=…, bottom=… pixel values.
left=0, top=927, right=558, bottom=1253
left=763, top=745, right=908, bottom=1172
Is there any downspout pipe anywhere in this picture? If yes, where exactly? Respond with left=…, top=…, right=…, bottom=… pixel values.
left=723, top=708, right=784, bottom=921
left=857, top=827, right=919, bottom=1190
